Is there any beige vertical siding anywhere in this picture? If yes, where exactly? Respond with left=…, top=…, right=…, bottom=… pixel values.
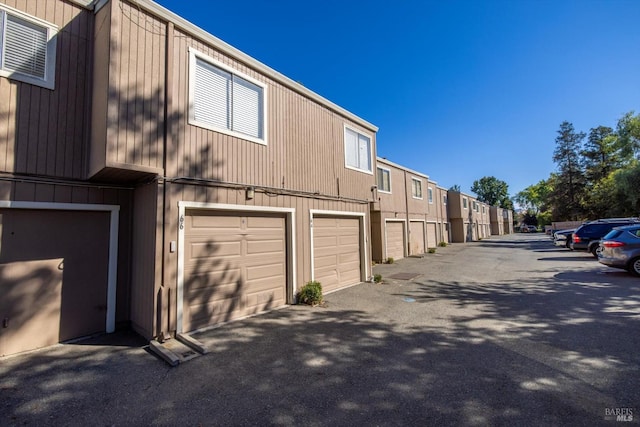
left=0, top=0, right=91, bottom=179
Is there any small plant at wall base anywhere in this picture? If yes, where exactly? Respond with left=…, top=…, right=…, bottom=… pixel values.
left=438, top=241, right=447, bottom=247
left=427, top=248, right=437, bottom=254
left=297, top=281, right=323, bottom=306
left=373, top=274, right=383, bottom=284
left=386, top=257, right=394, bottom=264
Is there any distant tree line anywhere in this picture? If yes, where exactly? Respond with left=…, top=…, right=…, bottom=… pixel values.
left=515, top=111, right=640, bottom=224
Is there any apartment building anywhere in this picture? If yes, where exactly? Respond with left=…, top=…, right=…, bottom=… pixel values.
left=0, top=0, right=377, bottom=356
left=370, top=158, right=428, bottom=262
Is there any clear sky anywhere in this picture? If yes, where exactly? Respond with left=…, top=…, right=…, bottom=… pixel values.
left=154, top=0, right=640, bottom=197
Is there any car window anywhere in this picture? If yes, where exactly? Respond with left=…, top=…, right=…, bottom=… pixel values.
left=604, top=230, right=622, bottom=239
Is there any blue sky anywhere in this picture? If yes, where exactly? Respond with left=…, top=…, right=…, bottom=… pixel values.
left=155, top=0, right=640, bottom=197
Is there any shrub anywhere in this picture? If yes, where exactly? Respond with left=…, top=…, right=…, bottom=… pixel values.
left=386, top=257, right=394, bottom=264
left=297, top=281, right=323, bottom=305
left=438, top=241, right=447, bottom=247
left=373, top=274, right=382, bottom=283
left=427, top=247, right=436, bottom=254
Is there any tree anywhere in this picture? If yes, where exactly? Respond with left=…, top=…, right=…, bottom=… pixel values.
left=514, top=179, right=553, bottom=214
left=582, top=125, right=617, bottom=183
left=449, top=184, right=461, bottom=192
left=615, top=111, right=640, bottom=162
left=470, top=176, right=511, bottom=208
left=552, top=121, right=586, bottom=220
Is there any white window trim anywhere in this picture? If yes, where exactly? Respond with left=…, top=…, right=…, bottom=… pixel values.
left=0, top=4, right=58, bottom=90
left=343, top=124, right=373, bottom=175
left=377, top=166, right=391, bottom=194
left=411, top=177, right=423, bottom=200
left=188, top=47, right=268, bottom=146
left=427, top=187, right=433, bottom=204
left=463, top=197, right=468, bottom=209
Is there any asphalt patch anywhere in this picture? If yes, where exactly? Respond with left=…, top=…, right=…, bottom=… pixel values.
left=388, top=272, right=421, bottom=280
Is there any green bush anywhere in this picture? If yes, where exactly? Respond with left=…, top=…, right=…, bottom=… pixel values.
left=438, top=241, right=447, bottom=247
left=373, top=274, right=382, bottom=283
left=297, top=281, right=323, bottom=305
left=386, top=257, right=394, bottom=264
left=427, top=247, right=436, bottom=254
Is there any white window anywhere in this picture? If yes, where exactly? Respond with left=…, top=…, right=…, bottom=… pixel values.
left=428, top=187, right=433, bottom=204
left=443, top=194, right=447, bottom=205
left=189, top=48, right=266, bottom=144
left=377, top=167, right=391, bottom=193
left=0, top=5, right=57, bottom=89
left=411, top=178, right=422, bottom=199
left=463, top=198, right=468, bottom=209
left=344, top=126, right=372, bottom=173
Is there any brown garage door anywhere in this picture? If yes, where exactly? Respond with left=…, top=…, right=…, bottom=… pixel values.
left=427, top=222, right=438, bottom=248
left=183, top=210, right=287, bottom=332
left=0, top=209, right=111, bottom=356
left=313, top=216, right=361, bottom=294
left=409, top=221, right=425, bottom=255
left=386, top=221, right=405, bottom=260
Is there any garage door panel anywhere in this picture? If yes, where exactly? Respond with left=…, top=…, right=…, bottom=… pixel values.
left=427, top=223, right=437, bottom=248
left=0, top=209, right=111, bottom=355
left=184, top=211, right=287, bottom=332
left=246, top=239, right=285, bottom=255
left=386, top=221, right=405, bottom=260
left=409, top=221, right=425, bottom=255
left=312, top=216, right=361, bottom=293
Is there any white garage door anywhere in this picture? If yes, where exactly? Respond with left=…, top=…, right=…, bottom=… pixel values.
left=409, top=221, right=425, bottom=255
left=386, top=221, right=405, bottom=261
left=183, top=210, right=287, bottom=332
left=313, top=216, right=361, bottom=294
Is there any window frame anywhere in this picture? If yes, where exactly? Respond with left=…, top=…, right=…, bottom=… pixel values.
left=188, top=47, right=268, bottom=145
left=376, top=166, right=391, bottom=193
left=463, top=198, right=468, bottom=209
left=0, top=4, right=58, bottom=90
left=427, top=187, right=433, bottom=204
left=343, top=124, right=373, bottom=174
left=411, top=177, right=423, bottom=200
left=443, top=194, right=447, bottom=205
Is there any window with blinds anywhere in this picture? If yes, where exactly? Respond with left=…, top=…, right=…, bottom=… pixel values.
left=0, top=6, right=57, bottom=89
left=344, top=126, right=372, bottom=173
left=377, top=167, right=391, bottom=192
left=190, top=49, right=265, bottom=144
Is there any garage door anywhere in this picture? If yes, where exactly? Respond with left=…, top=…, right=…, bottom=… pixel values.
left=183, top=210, right=286, bottom=332
left=0, top=209, right=111, bottom=356
left=409, top=221, right=425, bottom=255
left=427, top=222, right=437, bottom=248
left=385, top=221, right=405, bottom=260
left=313, top=216, right=361, bottom=293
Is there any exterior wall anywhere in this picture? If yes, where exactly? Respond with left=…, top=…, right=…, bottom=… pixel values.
left=89, top=0, right=378, bottom=338
left=490, top=206, right=505, bottom=235
left=503, top=210, right=514, bottom=234
left=371, top=159, right=428, bottom=262
left=0, top=0, right=92, bottom=180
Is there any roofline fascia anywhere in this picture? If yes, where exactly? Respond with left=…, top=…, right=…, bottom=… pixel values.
left=376, top=157, right=429, bottom=180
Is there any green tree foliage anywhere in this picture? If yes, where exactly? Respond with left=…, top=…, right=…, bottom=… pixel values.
left=615, top=112, right=640, bottom=162
left=582, top=126, right=617, bottom=183
left=552, top=121, right=586, bottom=220
left=449, top=184, right=461, bottom=192
left=514, top=179, right=553, bottom=214
left=471, top=176, right=511, bottom=208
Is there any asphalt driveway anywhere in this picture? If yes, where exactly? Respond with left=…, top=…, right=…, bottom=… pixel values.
left=1, top=233, right=638, bottom=425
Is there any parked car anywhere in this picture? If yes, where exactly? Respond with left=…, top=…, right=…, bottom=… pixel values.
left=571, top=218, right=640, bottom=257
left=598, top=224, right=640, bottom=276
left=520, top=225, right=537, bottom=233
left=553, top=228, right=576, bottom=248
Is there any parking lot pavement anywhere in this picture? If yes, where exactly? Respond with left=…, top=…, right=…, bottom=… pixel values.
left=2, top=234, right=638, bottom=425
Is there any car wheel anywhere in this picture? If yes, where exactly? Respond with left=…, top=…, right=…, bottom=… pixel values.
left=590, top=245, right=600, bottom=258
left=629, top=257, right=640, bottom=277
